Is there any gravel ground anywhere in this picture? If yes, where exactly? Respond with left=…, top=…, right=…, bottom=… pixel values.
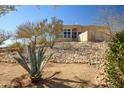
left=0, top=42, right=109, bottom=87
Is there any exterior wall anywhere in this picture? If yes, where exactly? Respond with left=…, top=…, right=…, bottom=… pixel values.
left=56, top=25, right=111, bottom=42
left=94, top=31, right=104, bottom=41
left=88, top=30, right=111, bottom=42
left=102, top=32, right=111, bottom=41
left=56, top=37, right=73, bottom=42
left=79, top=31, right=88, bottom=42
left=56, top=31, right=73, bottom=42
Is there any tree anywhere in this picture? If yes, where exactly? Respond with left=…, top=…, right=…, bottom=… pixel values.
left=47, top=17, right=63, bottom=48
left=0, top=5, right=16, bottom=16
left=96, top=6, right=124, bottom=37
left=39, top=17, right=63, bottom=48
left=16, top=21, right=46, bottom=45
left=16, top=22, right=35, bottom=45
left=16, top=17, right=63, bottom=47
left=0, top=30, right=11, bottom=45
left=0, top=6, right=16, bottom=45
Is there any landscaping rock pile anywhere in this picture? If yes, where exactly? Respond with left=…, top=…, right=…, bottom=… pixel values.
left=0, top=42, right=107, bottom=65
left=0, top=52, right=18, bottom=63
left=96, top=61, right=108, bottom=87
left=49, top=42, right=107, bottom=65
left=95, top=43, right=108, bottom=87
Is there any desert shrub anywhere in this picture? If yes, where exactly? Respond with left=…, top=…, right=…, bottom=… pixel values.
left=8, top=42, right=25, bottom=52
left=10, top=42, right=22, bottom=49
left=106, top=30, right=124, bottom=88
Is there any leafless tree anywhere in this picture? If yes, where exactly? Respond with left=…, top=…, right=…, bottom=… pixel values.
left=0, top=5, right=16, bottom=45
left=96, top=6, right=124, bottom=37
left=0, top=30, right=11, bottom=45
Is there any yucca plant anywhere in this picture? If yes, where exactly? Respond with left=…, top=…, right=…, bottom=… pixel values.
left=14, top=44, right=53, bottom=83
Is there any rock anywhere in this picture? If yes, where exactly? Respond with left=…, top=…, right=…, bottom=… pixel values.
left=20, top=78, right=31, bottom=87
left=9, top=80, right=22, bottom=88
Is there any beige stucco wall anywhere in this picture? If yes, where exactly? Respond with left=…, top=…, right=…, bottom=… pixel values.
left=79, top=31, right=88, bottom=42
left=56, top=25, right=111, bottom=42
left=88, top=30, right=111, bottom=42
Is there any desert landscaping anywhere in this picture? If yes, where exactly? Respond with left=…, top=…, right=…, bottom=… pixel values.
left=0, top=5, right=124, bottom=88
left=0, top=42, right=108, bottom=88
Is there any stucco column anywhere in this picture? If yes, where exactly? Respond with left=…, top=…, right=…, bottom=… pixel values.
left=70, top=29, right=72, bottom=39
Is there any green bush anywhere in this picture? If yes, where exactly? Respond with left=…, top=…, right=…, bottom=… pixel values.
left=10, top=42, right=23, bottom=49
left=106, top=30, right=124, bottom=88
left=5, top=42, right=23, bottom=54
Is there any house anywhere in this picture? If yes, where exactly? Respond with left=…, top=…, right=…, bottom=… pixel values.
left=56, top=25, right=111, bottom=42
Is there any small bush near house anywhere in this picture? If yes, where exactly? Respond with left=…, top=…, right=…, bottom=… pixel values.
left=5, top=42, right=24, bottom=53
left=106, top=30, right=124, bottom=88
left=10, top=42, right=24, bottom=49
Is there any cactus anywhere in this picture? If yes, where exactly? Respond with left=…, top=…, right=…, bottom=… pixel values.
left=14, top=45, right=53, bottom=83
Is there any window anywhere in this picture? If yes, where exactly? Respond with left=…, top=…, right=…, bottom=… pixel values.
left=72, top=32, right=77, bottom=38
left=64, top=31, right=71, bottom=38
left=74, top=32, right=77, bottom=38
left=68, top=32, right=71, bottom=38
left=78, top=32, right=82, bottom=35
left=64, top=31, right=67, bottom=38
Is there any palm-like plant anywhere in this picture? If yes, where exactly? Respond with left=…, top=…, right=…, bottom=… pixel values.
left=14, top=44, right=53, bottom=83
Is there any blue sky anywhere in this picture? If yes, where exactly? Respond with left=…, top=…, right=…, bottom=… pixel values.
left=0, top=5, right=124, bottom=33
left=0, top=5, right=101, bottom=33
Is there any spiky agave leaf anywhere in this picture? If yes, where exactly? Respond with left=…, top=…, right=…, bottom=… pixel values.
left=40, top=52, right=54, bottom=71
left=14, top=53, right=32, bottom=75
left=37, top=46, right=46, bottom=71
left=28, top=46, right=37, bottom=77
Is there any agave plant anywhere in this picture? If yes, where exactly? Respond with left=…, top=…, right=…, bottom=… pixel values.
left=14, top=45, right=53, bottom=83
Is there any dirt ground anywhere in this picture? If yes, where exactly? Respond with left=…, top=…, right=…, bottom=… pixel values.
left=0, top=62, right=98, bottom=88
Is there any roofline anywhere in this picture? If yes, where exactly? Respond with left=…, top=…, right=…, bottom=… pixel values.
left=63, top=25, right=107, bottom=27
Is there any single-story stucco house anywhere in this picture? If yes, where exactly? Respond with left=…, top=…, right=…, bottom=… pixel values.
left=56, top=25, right=111, bottom=42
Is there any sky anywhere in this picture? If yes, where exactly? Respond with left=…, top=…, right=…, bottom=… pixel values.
left=0, top=5, right=102, bottom=33
left=1, top=5, right=124, bottom=33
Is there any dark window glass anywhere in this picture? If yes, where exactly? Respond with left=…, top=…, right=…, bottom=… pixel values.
left=78, top=32, right=82, bottom=35
left=74, top=32, right=77, bottom=38
left=64, top=31, right=67, bottom=38
left=68, top=32, right=71, bottom=38
left=72, top=32, right=77, bottom=38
